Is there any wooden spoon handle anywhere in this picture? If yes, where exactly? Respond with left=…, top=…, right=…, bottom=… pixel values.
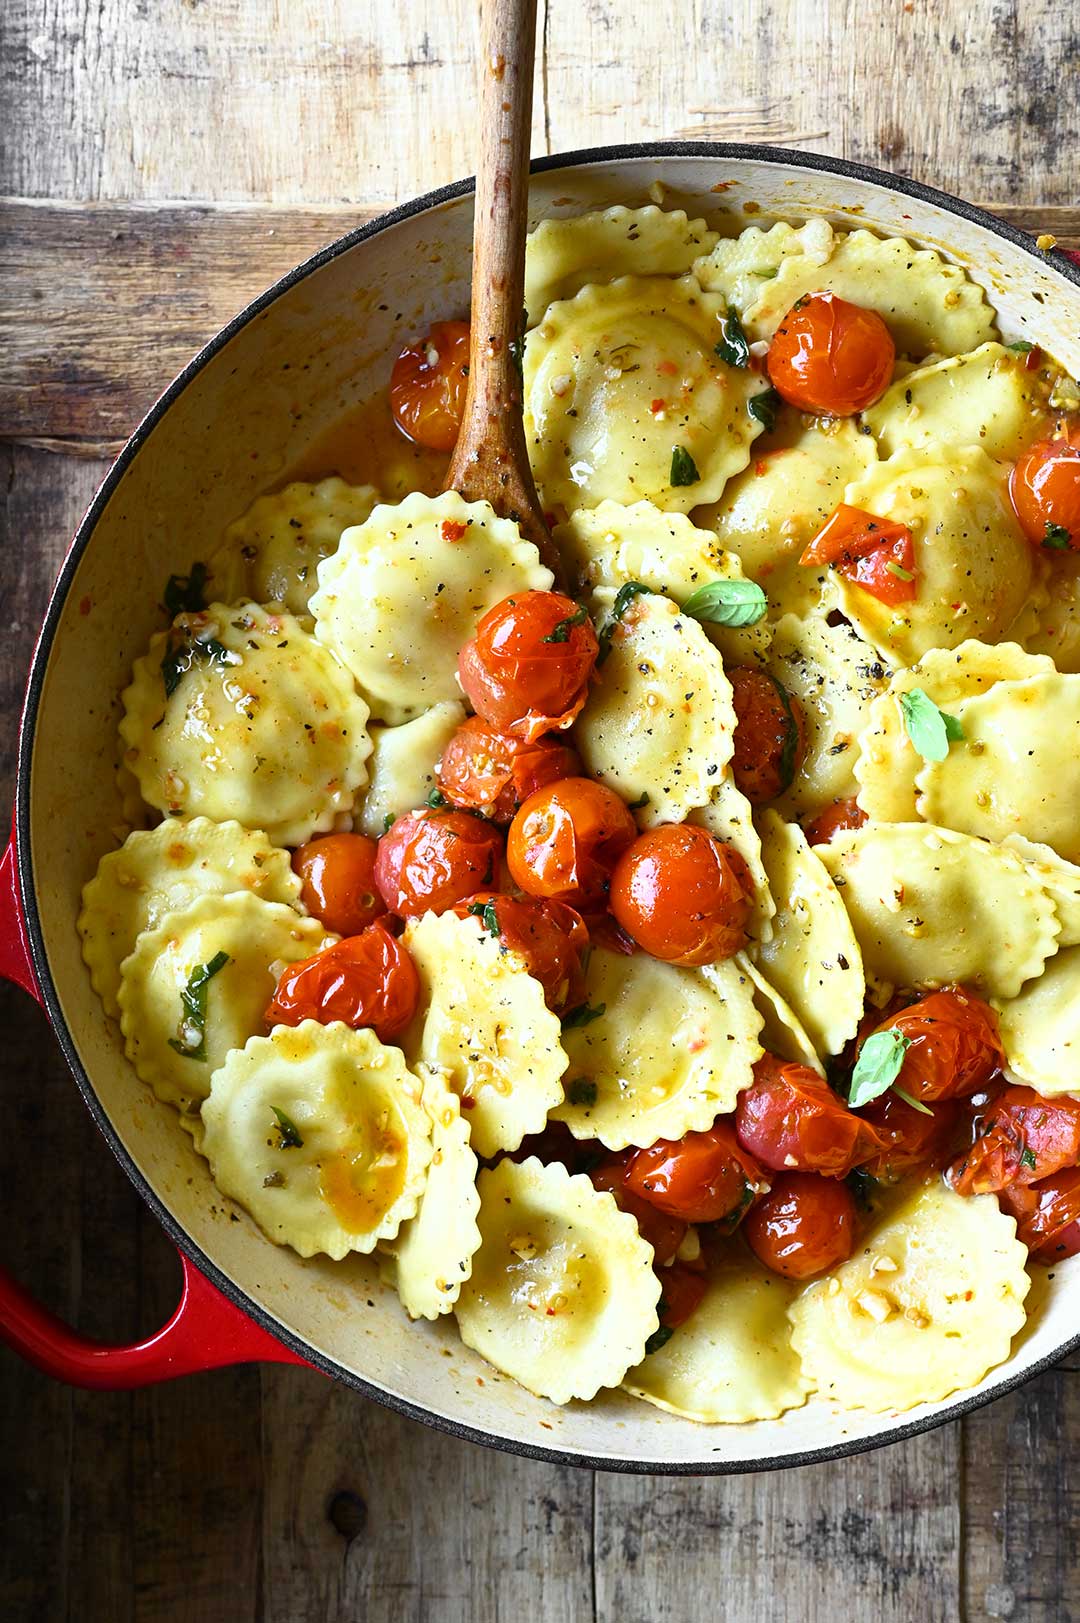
left=444, top=0, right=564, bottom=584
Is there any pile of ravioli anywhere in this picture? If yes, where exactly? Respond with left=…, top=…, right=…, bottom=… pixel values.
left=79, top=204, right=1080, bottom=1425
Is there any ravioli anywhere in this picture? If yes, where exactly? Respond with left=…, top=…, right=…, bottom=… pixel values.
left=1002, top=835, right=1080, bottom=948
left=864, top=343, right=1053, bottom=462
left=1015, top=553, right=1080, bottom=673
left=993, top=946, right=1080, bottom=1097
left=692, top=218, right=835, bottom=319
left=738, top=955, right=824, bottom=1074
left=525, top=205, right=718, bottom=324
left=355, top=701, right=466, bottom=840
left=686, top=776, right=776, bottom=945
left=207, top=477, right=380, bottom=615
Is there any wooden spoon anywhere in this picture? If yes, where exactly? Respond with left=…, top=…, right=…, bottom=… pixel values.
left=443, top=0, right=565, bottom=585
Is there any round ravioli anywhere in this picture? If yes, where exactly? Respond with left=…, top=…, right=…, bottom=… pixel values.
left=692, top=218, right=835, bottom=320
left=863, top=343, right=1053, bottom=463
left=199, top=1020, right=431, bottom=1261
left=455, top=1157, right=661, bottom=1405
left=625, top=1255, right=811, bottom=1423
left=525, top=205, right=718, bottom=325
left=119, top=602, right=371, bottom=846
left=686, top=776, right=776, bottom=945
left=789, top=1181, right=1029, bottom=1413
left=117, top=892, right=332, bottom=1109
left=553, top=947, right=762, bottom=1150
left=819, top=822, right=1059, bottom=1000
left=310, top=491, right=553, bottom=724
left=575, top=591, right=736, bottom=826
left=355, top=701, right=466, bottom=840
left=384, top=1068, right=482, bottom=1320
left=207, top=477, right=380, bottom=615
left=738, top=954, right=824, bottom=1074
left=752, top=810, right=865, bottom=1057
left=838, top=447, right=1033, bottom=665
left=915, top=672, right=1080, bottom=862
left=402, top=911, right=568, bottom=1159
left=523, top=275, right=763, bottom=516
left=993, top=946, right=1080, bottom=1097
left=78, top=817, right=302, bottom=1017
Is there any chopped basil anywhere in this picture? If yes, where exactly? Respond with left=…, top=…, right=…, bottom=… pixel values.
left=271, top=1105, right=304, bottom=1150
left=167, top=950, right=230, bottom=1062
left=160, top=630, right=238, bottom=699
left=748, top=387, right=780, bottom=432
left=1044, top=521, right=1072, bottom=550
left=561, top=1002, right=606, bottom=1031
left=848, top=1028, right=911, bottom=1109
left=426, top=787, right=448, bottom=808
left=682, top=578, right=768, bottom=628
left=383, top=813, right=396, bottom=834
left=644, top=1325, right=675, bottom=1355
left=163, top=561, right=208, bottom=618
left=1006, top=340, right=1035, bottom=353
left=899, top=687, right=965, bottom=762
left=473, top=898, right=501, bottom=936
left=891, top=1085, right=934, bottom=1117
left=670, top=445, right=701, bottom=487
left=597, top=581, right=651, bottom=664
left=542, top=604, right=589, bottom=644
left=627, top=792, right=651, bottom=811
left=846, top=1167, right=881, bottom=1212
left=1020, top=1145, right=1038, bottom=1171
left=566, top=1077, right=598, bottom=1107
left=715, top=305, right=750, bottom=368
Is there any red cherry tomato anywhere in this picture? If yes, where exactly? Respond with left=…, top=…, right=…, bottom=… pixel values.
left=591, top=1160, right=689, bottom=1266
left=766, top=291, right=895, bottom=416
left=506, top=777, right=637, bottom=908
left=735, top=1053, right=880, bottom=1177
left=609, top=824, right=754, bottom=966
left=655, top=1261, right=708, bottom=1329
left=1000, top=1167, right=1080, bottom=1259
left=802, top=796, right=868, bottom=846
left=451, top=890, right=588, bottom=1012
left=457, top=591, right=599, bottom=741
left=744, top=1172, right=857, bottom=1280
left=389, top=319, right=471, bottom=452
left=266, top=919, right=419, bottom=1042
left=292, top=833, right=386, bottom=936
left=949, top=1085, right=1080, bottom=1195
left=855, top=1091, right=960, bottom=1183
left=800, top=502, right=917, bottom=606
left=727, top=666, right=807, bottom=803
left=436, top=715, right=580, bottom=824
left=509, top=1120, right=594, bottom=1176
left=621, top=1119, right=769, bottom=1224
left=374, top=808, right=503, bottom=918
left=863, top=986, right=1004, bottom=1103
left=1009, top=427, right=1080, bottom=552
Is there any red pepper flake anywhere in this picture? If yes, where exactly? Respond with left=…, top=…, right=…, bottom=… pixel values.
left=650, top=397, right=667, bottom=414
left=1025, top=345, right=1043, bottom=371
left=801, top=502, right=918, bottom=607
left=78, top=594, right=93, bottom=616
left=441, top=519, right=468, bottom=542
left=657, top=358, right=678, bottom=377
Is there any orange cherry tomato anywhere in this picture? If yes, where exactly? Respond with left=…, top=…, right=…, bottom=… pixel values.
left=291, top=833, right=386, bottom=936
left=591, top=1160, right=688, bottom=1266
left=999, top=1167, right=1080, bottom=1260
left=451, top=890, right=588, bottom=1011
left=1009, top=427, right=1080, bottom=552
left=744, top=1172, right=857, bottom=1280
left=609, top=824, right=754, bottom=965
left=863, top=986, right=1004, bottom=1103
left=802, top=796, right=868, bottom=846
left=374, top=808, right=503, bottom=918
left=949, top=1085, right=1080, bottom=1195
left=436, top=715, right=581, bottom=824
left=800, top=502, right=917, bottom=606
left=727, top=666, right=807, bottom=803
left=855, top=1091, right=960, bottom=1183
left=506, top=777, right=637, bottom=908
left=621, top=1119, right=770, bottom=1225
left=655, top=1261, right=708, bottom=1329
left=766, top=291, right=895, bottom=416
left=457, top=591, right=599, bottom=740
left=389, top=319, right=471, bottom=452
left=266, top=919, right=419, bottom=1042
left=735, top=1053, right=881, bottom=1177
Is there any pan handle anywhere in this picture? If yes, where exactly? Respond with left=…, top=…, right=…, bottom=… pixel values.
left=0, top=835, right=310, bottom=1386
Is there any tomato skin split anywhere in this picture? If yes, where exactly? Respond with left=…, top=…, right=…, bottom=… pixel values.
left=735, top=1053, right=881, bottom=1177
left=1000, top=1167, right=1080, bottom=1260
left=266, top=919, right=420, bottom=1042
left=451, top=890, right=588, bottom=1012
left=506, top=777, right=637, bottom=909
left=457, top=591, right=599, bottom=742
left=802, top=796, right=868, bottom=847
left=374, top=808, right=504, bottom=918
left=800, top=502, right=917, bottom=606
left=727, top=665, right=807, bottom=804
left=949, top=1086, right=1080, bottom=1196
left=860, top=986, right=1004, bottom=1104
left=620, top=1119, right=770, bottom=1225
left=436, top=715, right=580, bottom=824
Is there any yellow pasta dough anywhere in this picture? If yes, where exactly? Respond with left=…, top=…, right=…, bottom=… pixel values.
left=1014, top=552, right=1080, bottom=673
left=355, top=701, right=466, bottom=840
left=1002, top=834, right=1080, bottom=948
left=207, top=477, right=380, bottom=614
left=738, top=955, right=824, bottom=1074
left=692, top=218, right=836, bottom=319
left=993, top=946, right=1080, bottom=1097
left=687, top=776, right=776, bottom=945
left=525, top=204, right=718, bottom=324
left=864, top=343, right=1053, bottom=462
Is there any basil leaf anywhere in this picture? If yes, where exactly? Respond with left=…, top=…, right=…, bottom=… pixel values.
left=163, top=561, right=208, bottom=618
left=845, top=1167, right=881, bottom=1212
left=891, top=1085, right=934, bottom=1117
left=542, top=604, right=588, bottom=644
left=1020, top=1145, right=1038, bottom=1171
left=383, top=812, right=396, bottom=834
left=899, top=687, right=965, bottom=762
left=748, top=387, right=780, bottom=432
left=597, top=581, right=651, bottom=664
left=561, top=1002, right=606, bottom=1031
left=627, top=792, right=650, bottom=811
left=715, top=305, right=750, bottom=368
left=1006, top=340, right=1035, bottom=353
left=167, top=950, right=230, bottom=1062
left=271, top=1105, right=304, bottom=1150
left=566, top=1078, right=598, bottom=1107
left=160, top=631, right=238, bottom=700
left=670, top=446, right=701, bottom=487
left=848, top=1028, right=911, bottom=1108
left=1044, top=521, right=1071, bottom=550
left=426, top=787, right=448, bottom=808
left=482, top=899, right=501, bottom=936
left=682, top=578, right=768, bottom=628
left=644, top=1325, right=675, bottom=1355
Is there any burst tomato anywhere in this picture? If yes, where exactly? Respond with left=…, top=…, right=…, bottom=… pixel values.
left=436, top=716, right=580, bottom=823
left=374, top=808, right=503, bottom=917
left=266, top=919, right=419, bottom=1042
left=727, top=665, right=807, bottom=803
left=620, top=1119, right=769, bottom=1225
left=389, top=319, right=471, bottom=451
left=856, top=1090, right=960, bottom=1182
left=800, top=502, right=917, bottom=606
left=744, top=1172, right=857, bottom=1280
left=864, top=986, right=1004, bottom=1103
left=655, top=1261, right=708, bottom=1328
left=452, top=890, right=588, bottom=1011
left=949, top=1085, right=1080, bottom=1195
left=506, top=777, right=637, bottom=907
left=590, top=1160, right=688, bottom=1265
left=802, top=796, right=869, bottom=846
left=1000, top=1167, right=1080, bottom=1260
left=766, top=291, right=895, bottom=416
left=457, top=591, right=599, bottom=740
left=609, top=823, right=754, bottom=965
left=291, top=833, right=386, bottom=936
left=1009, top=427, right=1080, bottom=552
left=735, top=1053, right=880, bottom=1177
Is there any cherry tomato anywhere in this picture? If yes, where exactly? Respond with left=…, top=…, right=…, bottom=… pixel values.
left=591, top=1159, right=689, bottom=1265
left=374, top=808, right=503, bottom=918
left=1000, top=1167, right=1080, bottom=1259
left=389, top=319, right=471, bottom=452
left=457, top=591, right=599, bottom=741
left=949, top=1085, right=1080, bottom=1195
left=509, top=1120, right=594, bottom=1175
left=800, top=502, right=917, bottom=606
left=608, top=824, right=753, bottom=966
left=507, top=777, right=637, bottom=907
left=436, top=715, right=581, bottom=824
left=744, top=1172, right=857, bottom=1280
left=856, top=1091, right=960, bottom=1182
left=863, top=986, right=1004, bottom=1103
left=291, top=833, right=386, bottom=936
left=452, top=890, right=588, bottom=1011
left=802, top=796, right=868, bottom=846
left=655, top=1261, right=708, bottom=1328
left=735, top=1053, right=880, bottom=1177
left=767, top=291, right=895, bottom=416
left=621, top=1118, right=769, bottom=1224
left=1009, top=426, right=1080, bottom=552
left=727, top=666, right=807, bottom=803
left=266, top=919, right=419, bottom=1042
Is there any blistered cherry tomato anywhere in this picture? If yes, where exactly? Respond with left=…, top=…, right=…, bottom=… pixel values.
left=800, top=502, right=917, bottom=606
left=374, top=808, right=503, bottom=917
left=292, top=833, right=386, bottom=936
left=436, top=716, right=580, bottom=824
left=1009, top=427, right=1080, bottom=551
left=621, top=1119, right=769, bottom=1224
left=767, top=291, right=895, bottom=416
left=744, top=1172, right=857, bottom=1280
left=1000, top=1167, right=1080, bottom=1259
left=655, top=1261, right=708, bottom=1329
left=591, top=1159, right=689, bottom=1266
left=949, top=1085, right=1080, bottom=1195
left=507, top=777, right=637, bottom=907
left=389, top=319, right=471, bottom=451
left=457, top=591, right=599, bottom=740
left=452, top=890, right=588, bottom=1011
left=856, top=1091, right=960, bottom=1183
left=802, top=796, right=868, bottom=846
left=736, top=1053, right=880, bottom=1177
left=608, top=824, right=753, bottom=966
left=266, top=919, right=419, bottom=1042
left=863, top=986, right=1004, bottom=1103
left=727, top=666, right=806, bottom=803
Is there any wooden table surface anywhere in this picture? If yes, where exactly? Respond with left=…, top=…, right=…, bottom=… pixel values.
left=2, top=3, right=1078, bottom=1619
